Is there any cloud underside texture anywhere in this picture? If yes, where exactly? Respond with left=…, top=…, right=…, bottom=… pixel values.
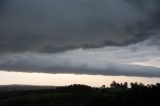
left=1, top=42, right=160, bottom=77
left=0, top=0, right=160, bottom=77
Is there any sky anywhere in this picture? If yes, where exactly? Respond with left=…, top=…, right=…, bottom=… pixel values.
left=0, top=0, right=160, bottom=86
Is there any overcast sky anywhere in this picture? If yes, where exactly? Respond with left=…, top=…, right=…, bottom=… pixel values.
left=0, top=0, right=160, bottom=78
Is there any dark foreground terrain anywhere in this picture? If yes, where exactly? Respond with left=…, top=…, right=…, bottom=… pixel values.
left=0, top=82, right=160, bottom=106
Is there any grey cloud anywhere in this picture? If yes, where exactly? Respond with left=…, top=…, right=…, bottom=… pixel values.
left=0, top=42, right=160, bottom=77
left=0, top=0, right=160, bottom=53
left=0, top=0, right=160, bottom=78
left=0, top=53, right=160, bottom=77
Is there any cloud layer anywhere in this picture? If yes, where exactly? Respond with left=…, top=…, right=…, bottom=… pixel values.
left=0, top=0, right=160, bottom=77
left=0, top=0, right=160, bottom=53
left=0, top=41, right=160, bottom=77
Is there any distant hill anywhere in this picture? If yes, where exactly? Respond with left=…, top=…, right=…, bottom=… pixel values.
left=0, top=85, right=56, bottom=91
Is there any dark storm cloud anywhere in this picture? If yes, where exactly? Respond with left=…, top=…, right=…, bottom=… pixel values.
left=0, top=0, right=7, bottom=12
left=0, top=0, right=6, bottom=6
left=0, top=0, right=160, bottom=53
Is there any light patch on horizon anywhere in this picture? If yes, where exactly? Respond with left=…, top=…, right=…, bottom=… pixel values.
left=131, top=58, right=160, bottom=68
left=0, top=71, right=160, bottom=87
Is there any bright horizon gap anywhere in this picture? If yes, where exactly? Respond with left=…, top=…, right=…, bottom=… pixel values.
left=0, top=71, right=160, bottom=87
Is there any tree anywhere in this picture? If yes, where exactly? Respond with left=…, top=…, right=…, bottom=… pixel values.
left=110, top=81, right=117, bottom=88
left=110, top=81, right=128, bottom=89
left=101, top=85, right=105, bottom=88
left=123, top=82, right=128, bottom=89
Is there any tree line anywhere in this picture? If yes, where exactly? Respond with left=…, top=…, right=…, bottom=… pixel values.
left=0, top=81, right=160, bottom=106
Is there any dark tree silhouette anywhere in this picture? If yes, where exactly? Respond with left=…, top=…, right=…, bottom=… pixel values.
left=0, top=82, right=160, bottom=106
left=101, top=85, right=106, bottom=88
left=110, top=81, right=128, bottom=89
